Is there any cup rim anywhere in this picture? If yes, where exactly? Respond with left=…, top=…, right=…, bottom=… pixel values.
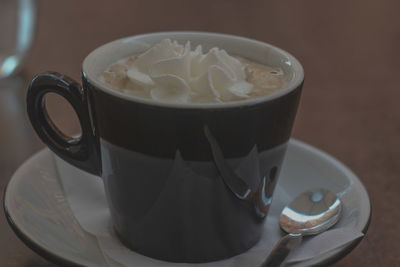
left=82, top=31, right=304, bottom=109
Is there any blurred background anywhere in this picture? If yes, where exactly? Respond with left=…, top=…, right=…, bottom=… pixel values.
left=1, top=0, right=399, bottom=266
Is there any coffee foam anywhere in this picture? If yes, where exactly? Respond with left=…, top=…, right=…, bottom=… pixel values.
left=101, top=39, right=284, bottom=103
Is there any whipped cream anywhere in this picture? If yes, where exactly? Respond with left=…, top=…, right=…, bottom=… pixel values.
left=125, top=39, right=253, bottom=103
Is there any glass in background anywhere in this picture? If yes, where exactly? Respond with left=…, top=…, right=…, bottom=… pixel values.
left=0, top=0, right=37, bottom=79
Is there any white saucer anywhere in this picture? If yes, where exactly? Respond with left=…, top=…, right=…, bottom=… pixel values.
left=4, top=139, right=370, bottom=266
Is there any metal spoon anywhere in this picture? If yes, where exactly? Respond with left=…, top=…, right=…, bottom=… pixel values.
left=261, top=188, right=342, bottom=267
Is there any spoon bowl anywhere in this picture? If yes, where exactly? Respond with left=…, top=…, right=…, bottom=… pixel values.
left=280, top=188, right=342, bottom=235
left=261, top=188, right=342, bottom=267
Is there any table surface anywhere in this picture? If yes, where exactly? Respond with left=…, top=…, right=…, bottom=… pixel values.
left=1, top=0, right=398, bottom=266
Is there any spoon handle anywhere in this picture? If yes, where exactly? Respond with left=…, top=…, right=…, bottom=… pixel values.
left=260, top=233, right=302, bottom=267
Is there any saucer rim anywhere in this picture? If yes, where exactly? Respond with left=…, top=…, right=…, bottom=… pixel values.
left=3, top=139, right=371, bottom=267
left=3, top=183, right=87, bottom=267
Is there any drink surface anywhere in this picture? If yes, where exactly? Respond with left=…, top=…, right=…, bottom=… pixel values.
left=100, top=39, right=285, bottom=103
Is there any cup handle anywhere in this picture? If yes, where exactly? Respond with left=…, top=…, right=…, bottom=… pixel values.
left=27, top=72, right=101, bottom=176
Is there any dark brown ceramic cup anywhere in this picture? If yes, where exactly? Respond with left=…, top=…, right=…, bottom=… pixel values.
left=26, top=32, right=304, bottom=263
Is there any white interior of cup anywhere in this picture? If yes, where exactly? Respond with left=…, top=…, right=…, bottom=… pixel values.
left=83, top=31, right=304, bottom=108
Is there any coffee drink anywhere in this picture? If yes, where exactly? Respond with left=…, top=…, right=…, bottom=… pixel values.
left=101, top=39, right=285, bottom=103
left=27, top=32, right=303, bottom=263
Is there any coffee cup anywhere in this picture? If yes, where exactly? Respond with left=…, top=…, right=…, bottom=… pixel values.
left=26, top=32, right=304, bottom=263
